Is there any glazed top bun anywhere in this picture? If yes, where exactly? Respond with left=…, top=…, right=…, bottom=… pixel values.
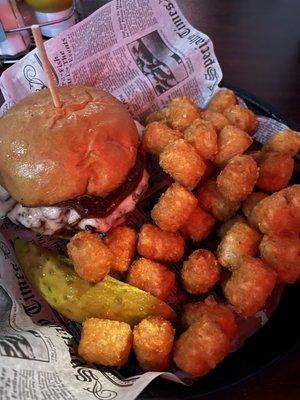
left=0, top=86, right=138, bottom=207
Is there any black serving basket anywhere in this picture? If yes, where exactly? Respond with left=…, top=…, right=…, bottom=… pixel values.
left=139, top=83, right=300, bottom=399
left=0, top=80, right=298, bottom=399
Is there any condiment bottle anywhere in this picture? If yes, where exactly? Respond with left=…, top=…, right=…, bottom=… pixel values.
left=24, top=0, right=75, bottom=37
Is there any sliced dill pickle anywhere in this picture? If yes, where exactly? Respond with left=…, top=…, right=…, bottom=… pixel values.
left=80, top=277, right=176, bottom=326
left=14, top=239, right=176, bottom=325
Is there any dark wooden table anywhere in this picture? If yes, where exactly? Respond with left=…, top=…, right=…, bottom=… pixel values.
left=177, top=0, right=300, bottom=126
left=1, top=1, right=299, bottom=399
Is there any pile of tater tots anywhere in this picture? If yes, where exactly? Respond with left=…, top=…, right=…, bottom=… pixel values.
left=69, top=89, right=300, bottom=379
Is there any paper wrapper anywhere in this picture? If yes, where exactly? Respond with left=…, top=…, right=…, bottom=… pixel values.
left=0, top=1, right=297, bottom=398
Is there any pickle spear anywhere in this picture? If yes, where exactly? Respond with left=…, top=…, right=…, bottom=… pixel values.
left=14, top=239, right=176, bottom=325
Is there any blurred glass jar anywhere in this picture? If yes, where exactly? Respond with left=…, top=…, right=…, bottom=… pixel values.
left=24, top=0, right=75, bottom=37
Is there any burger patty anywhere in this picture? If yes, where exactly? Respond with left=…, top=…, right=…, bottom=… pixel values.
left=3, top=168, right=149, bottom=235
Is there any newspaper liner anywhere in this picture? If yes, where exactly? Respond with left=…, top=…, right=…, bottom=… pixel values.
left=0, top=1, right=298, bottom=399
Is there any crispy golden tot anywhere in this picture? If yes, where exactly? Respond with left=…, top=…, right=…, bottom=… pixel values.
left=217, top=155, right=258, bottom=201
left=137, top=224, right=184, bottom=262
left=256, top=152, right=294, bottom=193
left=180, top=206, right=216, bottom=242
left=214, top=125, right=253, bottom=167
left=262, top=129, right=300, bottom=157
left=222, top=256, right=277, bottom=317
left=145, top=107, right=170, bottom=124
left=126, top=258, right=176, bottom=301
left=260, top=235, right=300, bottom=283
left=133, top=316, right=174, bottom=371
left=173, top=319, right=230, bottom=379
left=181, top=250, right=220, bottom=295
left=67, top=231, right=112, bottom=283
left=159, top=139, right=206, bottom=187
left=142, top=122, right=182, bottom=156
left=223, top=105, right=257, bottom=134
left=184, top=119, right=218, bottom=161
left=182, top=295, right=237, bottom=340
left=242, top=192, right=269, bottom=222
left=201, top=110, right=230, bottom=132
left=197, top=178, right=240, bottom=221
left=151, top=183, right=197, bottom=232
left=217, top=221, right=261, bottom=269
left=78, top=318, right=132, bottom=367
left=104, top=226, right=137, bottom=273
left=217, top=215, right=246, bottom=239
left=208, top=89, right=237, bottom=113
left=168, top=96, right=200, bottom=131
left=250, top=185, right=300, bottom=235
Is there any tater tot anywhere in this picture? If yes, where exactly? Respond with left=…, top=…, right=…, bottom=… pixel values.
left=262, top=129, right=300, bottom=157
left=180, top=206, right=216, bottom=242
left=67, top=231, right=112, bottom=283
left=217, top=221, right=261, bottom=269
left=151, top=183, right=198, bottom=232
left=223, top=105, right=257, bottom=134
left=184, top=119, right=218, bottom=160
left=78, top=318, right=132, bottom=367
left=242, top=192, right=269, bottom=222
left=142, top=121, right=182, bottom=156
left=260, top=235, right=300, bottom=283
left=250, top=185, right=300, bottom=235
left=201, top=109, right=230, bottom=132
left=181, top=250, right=220, bottom=295
left=214, top=125, right=253, bottom=167
left=256, top=152, right=294, bottom=193
left=217, top=215, right=246, bottom=239
left=145, top=107, right=170, bottom=124
left=197, top=178, right=241, bottom=221
left=208, top=89, right=237, bottom=113
left=222, top=256, right=277, bottom=317
left=217, top=155, right=259, bottom=201
left=182, top=295, right=237, bottom=340
left=104, top=226, right=137, bottom=273
left=159, top=139, right=206, bottom=187
left=133, top=316, right=174, bottom=371
left=137, top=224, right=184, bottom=262
left=126, top=258, right=176, bottom=301
left=168, top=96, right=200, bottom=131
left=173, top=319, right=230, bottom=379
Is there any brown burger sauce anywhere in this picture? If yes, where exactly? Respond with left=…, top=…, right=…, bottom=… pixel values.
left=58, top=151, right=145, bottom=219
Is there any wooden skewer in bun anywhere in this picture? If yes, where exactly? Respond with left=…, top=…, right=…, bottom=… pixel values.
left=31, top=24, right=62, bottom=108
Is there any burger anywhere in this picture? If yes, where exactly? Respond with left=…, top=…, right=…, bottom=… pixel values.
left=0, top=86, right=148, bottom=235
